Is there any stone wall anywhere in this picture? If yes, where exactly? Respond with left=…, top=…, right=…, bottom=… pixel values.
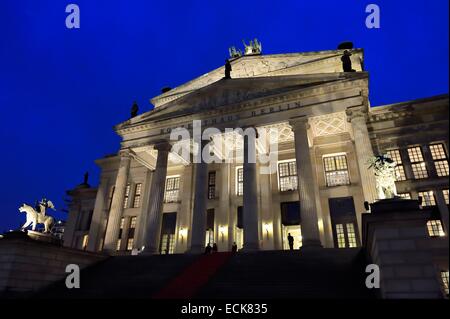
left=0, top=232, right=106, bottom=297
left=363, top=199, right=449, bottom=299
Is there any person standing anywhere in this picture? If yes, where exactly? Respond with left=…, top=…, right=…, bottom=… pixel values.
left=288, top=233, right=294, bottom=250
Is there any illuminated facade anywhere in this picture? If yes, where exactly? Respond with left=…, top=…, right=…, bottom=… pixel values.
left=63, top=48, right=449, bottom=257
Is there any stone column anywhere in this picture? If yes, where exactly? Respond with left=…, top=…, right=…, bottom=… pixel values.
left=346, top=106, right=378, bottom=203
left=86, top=177, right=108, bottom=252
left=189, top=140, right=209, bottom=253
left=435, top=189, right=449, bottom=235
left=103, top=151, right=131, bottom=252
left=142, top=142, right=172, bottom=254
left=242, top=130, right=260, bottom=251
left=290, top=117, right=322, bottom=248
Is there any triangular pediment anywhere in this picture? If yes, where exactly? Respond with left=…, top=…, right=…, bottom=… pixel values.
left=123, top=72, right=366, bottom=128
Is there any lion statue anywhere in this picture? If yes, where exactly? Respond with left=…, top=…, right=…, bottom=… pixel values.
left=368, top=154, right=398, bottom=200
left=19, top=203, right=55, bottom=233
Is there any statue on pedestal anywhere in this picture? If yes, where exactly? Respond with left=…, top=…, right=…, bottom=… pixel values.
left=130, top=101, right=139, bottom=118
left=368, top=155, right=398, bottom=200
left=19, top=198, right=56, bottom=233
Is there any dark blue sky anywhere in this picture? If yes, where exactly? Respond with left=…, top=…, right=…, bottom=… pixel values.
left=0, top=0, right=448, bottom=230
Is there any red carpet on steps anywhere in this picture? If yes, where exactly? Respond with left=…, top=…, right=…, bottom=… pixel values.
left=152, top=252, right=233, bottom=299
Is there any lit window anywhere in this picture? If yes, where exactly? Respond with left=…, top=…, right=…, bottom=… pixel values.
left=397, top=193, right=412, bottom=199
left=336, top=224, right=346, bottom=248
left=81, top=234, right=89, bottom=251
left=427, top=220, right=446, bottom=237
left=443, top=189, right=449, bottom=205
left=116, top=217, right=125, bottom=251
left=208, top=172, right=216, bottom=199
left=160, top=234, right=175, bottom=255
left=127, top=216, right=137, bottom=251
left=278, top=161, right=298, bottom=192
left=323, top=155, right=350, bottom=187
left=132, top=183, right=142, bottom=208
left=429, top=144, right=449, bottom=177
left=418, top=191, right=436, bottom=206
left=164, top=177, right=180, bottom=203
left=408, top=147, right=428, bottom=179
left=205, top=229, right=214, bottom=246
left=441, top=271, right=449, bottom=296
left=386, top=150, right=407, bottom=181
left=237, top=168, right=244, bottom=196
left=123, top=184, right=131, bottom=209
left=346, top=224, right=358, bottom=248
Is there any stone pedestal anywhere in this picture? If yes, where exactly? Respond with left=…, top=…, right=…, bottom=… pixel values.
left=362, top=198, right=448, bottom=299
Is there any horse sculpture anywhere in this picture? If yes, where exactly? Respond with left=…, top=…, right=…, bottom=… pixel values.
left=19, top=203, right=55, bottom=233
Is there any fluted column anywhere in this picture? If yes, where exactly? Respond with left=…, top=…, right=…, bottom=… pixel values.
left=242, top=130, right=260, bottom=251
left=189, top=140, right=209, bottom=253
left=142, top=141, right=172, bottom=254
left=346, top=106, right=378, bottom=203
left=290, top=117, right=322, bottom=248
left=86, top=177, right=108, bottom=252
left=103, top=151, right=131, bottom=252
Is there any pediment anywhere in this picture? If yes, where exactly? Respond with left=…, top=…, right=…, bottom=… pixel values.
left=126, top=72, right=365, bottom=127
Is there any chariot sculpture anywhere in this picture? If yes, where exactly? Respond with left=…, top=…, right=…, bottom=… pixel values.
left=19, top=198, right=56, bottom=233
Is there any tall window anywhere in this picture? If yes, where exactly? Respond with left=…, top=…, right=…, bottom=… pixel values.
left=418, top=190, right=436, bottom=206
left=237, top=168, right=244, bottom=196
left=443, top=189, right=449, bottom=205
left=278, top=161, right=298, bottom=192
left=116, top=217, right=125, bottom=251
left=429, top=144, right=449, bottom=177
left=323, top=154, right=350, bottom=187
left=335, top=223, right=358, bottom=248
left=164, top=177, right=180, bottom=203
left=441, top=271, right=449, bottom=297
left=127, top=217, right=137, bottom=251
left=397, top=193, right=412, bottom=199
left=133, top=183, right=142, bottom=208
left=123, top=184, right=131, bottom=209
left=208, top=172, right=216, bottom=199
left=427, top=220, right=445, bottom=237
left=408, top=146, right=428, bottom=179
left=386, top=149, right=407, bottom=181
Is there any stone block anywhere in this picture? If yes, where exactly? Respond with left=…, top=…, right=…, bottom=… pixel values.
left=394, top=266, right=423, bottom=278
left=384, top=279, right=412, bottom=292
left=411, top=279, right=440, bottom=292
left=374, top=228, right=400, bottom=240
left=377, top=252, right=406, bottom=265
left=389, top=239, right=416, bottom=251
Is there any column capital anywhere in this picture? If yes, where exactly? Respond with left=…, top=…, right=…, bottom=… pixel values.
left=153, top=140, right=172, bottom=153
left=289, top=116, right=310, bottom=131
left=346, top=106, right=368, bottom=123
left=118, top=149, right=131, bottom=158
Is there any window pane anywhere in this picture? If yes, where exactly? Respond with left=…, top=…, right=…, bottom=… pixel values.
left=237, top=168, right=244, bottom=196
left=164, top=177, right=180, bottom=203
left=443, top=189, right=449, bottom=205
left=133, top=183, right=142, bottom=208
left=346, top=223, right=358, bottom=248
left=411, top=163, right=428, bottom=179
left=419, top=191, right=436, bottom=206
left=408, top=146, right=425, bottom=163
left=387, top=150, right=407, bottom=181
left=336, top=224, right=346, bottom=248
left=435, top=160, right=449, bottom=177
left=397, top=193, right=412, bottom=199
left=278, top=161, right=298, bottom=192
left=427, top=220, right=446, bottom=237
left=323, top=155, right=350, bottom=187
left=441, top=271, right=449, bottom=296
left=430, top=144, right=447, bottom=160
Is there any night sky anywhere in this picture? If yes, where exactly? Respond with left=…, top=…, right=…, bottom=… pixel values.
left=0, top=0, right=448, bottom=231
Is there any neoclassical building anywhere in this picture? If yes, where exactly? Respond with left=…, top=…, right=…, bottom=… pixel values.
left=63, top=47, right=449, bottom=256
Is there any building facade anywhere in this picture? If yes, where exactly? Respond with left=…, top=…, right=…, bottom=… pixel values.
left=63, top=48, right=449, bottom=257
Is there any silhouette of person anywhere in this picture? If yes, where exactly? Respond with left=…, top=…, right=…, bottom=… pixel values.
left=212, top=243, right=218, bottom=253
left=341, top=50, right=356, bottom=72
left=288, top=233, right=294, bottom=250
left=231, top=242, right=238, bottom=253
left=83, top=171, right=89, bottom=185
left=205, top=243, right=212, bottom=254
left=224, top=59, right=232, bottom=79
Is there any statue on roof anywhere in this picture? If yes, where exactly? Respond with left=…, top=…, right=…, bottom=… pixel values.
left=368, top=154, right=398, bottom=199
left=242, top=38, right=262, bottom=55
left=341, top=50, right=356, bottom=72
left=229, top=46, right=242, bottom=59
left=130, top=101, right=139, bottom=118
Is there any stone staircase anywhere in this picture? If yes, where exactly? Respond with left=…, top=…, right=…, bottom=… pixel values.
left=38, top=248, right=376, bottom=299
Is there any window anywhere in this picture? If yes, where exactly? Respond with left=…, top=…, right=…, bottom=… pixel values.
left=429, top=144, right=449, bottom=177
left=408, top=146, right=428, bottom=179
left=323, top=155, right=350, bottom=187
left=205, top=230, right=214, bottom=246
left=164, top=177, right=180, bottom=203
left=208, top=172, right=216, bottom=199
left=123, top=184, right=131, bottom=209
left=335, top=223, right=358, bottom=248
left=237, top=168, right=244, bottom=196
left=116, top=218, right=125, bottom=251
left=386, top=150, right=407, bottom=181
left=127, top=217, right=137, bottom=251
left=346, top=223, right=358, bottom=248
left=443, top=189, right=449, bottom=205
left=336, top=224, right=346, bottom=248
left=418, top=191, right=436, bottom=206
left=427, top=220, right=446, bottom=237
left=441, top=271, right=449, bottom=297
left=397, top=193, right=412, bottom=199
left=278, top=161, right=298, bottom=192
left=133, top=183, right=142, bottom=208
left=81, top=234, right=89, bottom=251
left=160, top=234, right=175, bottom=254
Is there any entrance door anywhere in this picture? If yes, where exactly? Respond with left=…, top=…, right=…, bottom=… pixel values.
left=280, top=201, right=302, bottom=250
left=235, top=206, right=244, bottom=250
left=159, top=212, right=177, bottom=254
left=329, top=197, right=360, bottom=248
left=205, top=209, right=215, bottom=246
